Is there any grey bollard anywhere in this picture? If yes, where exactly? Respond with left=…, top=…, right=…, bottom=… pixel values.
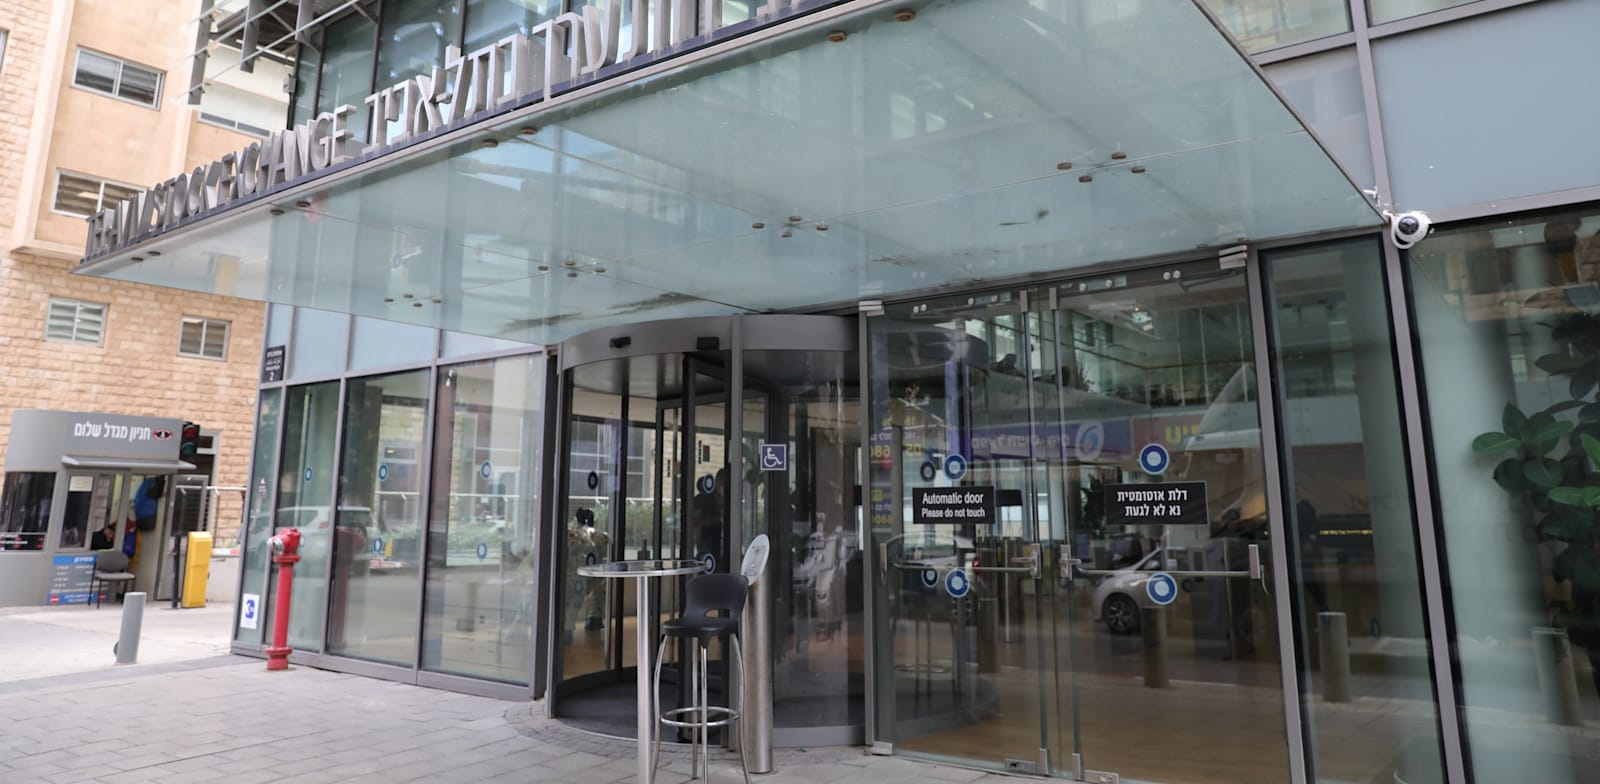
left=1318, top=612, right=1352, bottom=703
left=1141, top=606, right=1168, bottom=688
left=115, top=592, right=146, bottom=665
left=1533, top=627, right=1583, bottom=726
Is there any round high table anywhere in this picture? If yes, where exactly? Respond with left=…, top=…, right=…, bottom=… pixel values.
left=576, top=559, right=706, bottom=784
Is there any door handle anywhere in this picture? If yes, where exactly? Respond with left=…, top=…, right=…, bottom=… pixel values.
left=1247, top=543, right=1262, bottom=580
left=1059, top=544, right=1081, bottom=575
left=1008, top=542, right=1043, bottom=579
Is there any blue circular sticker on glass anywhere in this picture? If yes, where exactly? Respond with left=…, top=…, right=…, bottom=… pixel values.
left=944, top=568, right=971, bottom=599
left=1138, top=444, right=1170, bottom=476
left=698, top=475, right=716, bottom=494
left=303, top=467, right=313, bottom=483
left=1075, top=422, right=1104, bottom=462
left=1146, top=572, right=1178, bottom=606
left=371, top=537, right=384, bottom=554
left=584, top=552, right=597, bottom=566
left=944, top=454, right=967, bottom=481
left=378, top=463, right=389, bottom=483
left=701, top=553, right=716, bottom=574
left=920, top=568, right=939, bottom=589
left=480, top=460, right=493, bottom=480
left=919, top=461, right=937, bottom=482
left=476, top=542, right=489, bottom=561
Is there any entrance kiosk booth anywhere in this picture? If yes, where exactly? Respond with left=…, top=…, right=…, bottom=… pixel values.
left=0, top=410, right=194, bottom=606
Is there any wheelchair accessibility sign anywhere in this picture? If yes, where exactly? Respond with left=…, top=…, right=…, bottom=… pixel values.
left=759, top=443, right=787, bottom=472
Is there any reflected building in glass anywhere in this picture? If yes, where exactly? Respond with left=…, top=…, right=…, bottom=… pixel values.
left=58, top=0, right=1600, bottom=781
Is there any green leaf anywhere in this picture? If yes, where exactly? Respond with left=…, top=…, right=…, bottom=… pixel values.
left=1540, top=514, right=1594, bottom=542
left=1573, top=361, right=1600, bottom=400
left=1538, top=353, right=1587, bottom=375
left=1473, top=432, right=1522, bottom=452
left=1529, top=419, right=1577, bottom=453
left=1504, top=404, right=1530, bottom=439
left=1580, top=404, right=1600, bottom=423
left=1551, top=487, right=1587, bottom=506
left=1584, top=488, right=1600, bottom=507
left=1584, top=434, right=1600, bottom=468
left=1545, top=400, right=1587, bottom=416
left=1526, top=459, right=1565, bottom=488
left=1494, top=458, right=1532, bottom=493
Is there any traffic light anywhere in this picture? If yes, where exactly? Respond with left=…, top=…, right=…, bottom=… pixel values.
left=180, top=422, right=201, bottom=459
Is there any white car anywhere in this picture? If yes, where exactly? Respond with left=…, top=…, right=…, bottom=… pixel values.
left=1091, top=548, right=1170, bottom=635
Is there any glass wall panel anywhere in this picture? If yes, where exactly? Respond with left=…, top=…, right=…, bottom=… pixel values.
left=375, top=0, right=462, bottom=141
left=1204, top=0, right=1349, bottom=53
left=290, top=37, right=321, bottom=127
left=1262, top=47, right=1373, bottom=188
left=274, top=381, right=342, bottom=651
left=329, top=370, right=430, bottom=665
left=743, top=348, right=864, bottom=729
left=422, top=354, right=544, bottom=683
left=237, top=388, right=284, bottom=643
left=1373, top=0, right=1600, bottom=210
left=348, top=316, right=437, bottom=373
left=1264, top=238, right=1443, bottom=783
left=464, top=0, right=557, bottom=51
left=1368, top=0, right=1468, bottom=25
left=317, top=12, right=377, bottom=143
left=1411, top=204, right=1600, bottom=781
left=0, top=473, right=54, bottom=552
left=290, top=308, right=349, bottom=379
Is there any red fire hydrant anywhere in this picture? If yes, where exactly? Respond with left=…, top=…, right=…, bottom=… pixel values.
left=265, top=528, right=302, bottom=671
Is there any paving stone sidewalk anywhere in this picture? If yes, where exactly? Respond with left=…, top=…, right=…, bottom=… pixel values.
left=0, top=653, right=1011, bottom=784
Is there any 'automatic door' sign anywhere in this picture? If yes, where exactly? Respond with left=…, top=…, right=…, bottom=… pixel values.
left=912, top=486, right=996, bottom=525
left=1104, top=481, right=1209, bottom=526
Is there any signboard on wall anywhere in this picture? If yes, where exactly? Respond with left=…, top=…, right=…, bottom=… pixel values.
left=47, top=555, right=100, bottom=605
left=261, top=345, right=286, bottom=383
left=912, top=486, right=996, bottom=525
left=1104, top=481, right=1209, bottom=526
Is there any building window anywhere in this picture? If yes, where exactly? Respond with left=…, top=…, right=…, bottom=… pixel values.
left=53, top=172, right=140, bottom=218
left=71, top=48, right=162, bottom=107
left=0, top=29, right=9, bottom=72
left=45, top=298, right=107, bottom=345
left=178, top=316, right=229, bottom=360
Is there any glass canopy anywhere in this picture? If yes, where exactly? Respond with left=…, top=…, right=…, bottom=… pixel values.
left=78, top=0, right=1380, bottom=345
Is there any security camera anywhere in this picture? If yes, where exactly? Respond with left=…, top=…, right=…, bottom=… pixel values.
left=1387, top=210, right=1432, bottom=249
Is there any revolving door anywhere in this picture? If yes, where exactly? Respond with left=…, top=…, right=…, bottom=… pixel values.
left=548, top=315, right=866, bottom=747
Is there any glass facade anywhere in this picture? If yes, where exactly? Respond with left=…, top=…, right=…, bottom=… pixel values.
left=1411, top=205, right=1600, bottom=782
left=421, top=355, right=544, bottom=683
left=172, top=0, right=1600, bottom=782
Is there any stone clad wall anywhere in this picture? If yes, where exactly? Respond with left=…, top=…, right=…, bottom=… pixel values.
left=0, top=0, right=270, bottom=544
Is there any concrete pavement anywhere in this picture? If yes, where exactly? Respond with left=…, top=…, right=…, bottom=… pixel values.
left=0, top=601, right=1010, bottom=784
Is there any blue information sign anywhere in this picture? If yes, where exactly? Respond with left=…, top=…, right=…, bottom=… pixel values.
left=944, top=568, right=971, bottom=599
left=759, top=443, right=788, bottom=472
left=1138, top=444, right=1170, bottom=476
left=1146, top=572, right=1178, bottom=606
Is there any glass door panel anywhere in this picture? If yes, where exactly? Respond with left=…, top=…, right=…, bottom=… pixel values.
left=328, top=369, right=429, bottom=665
left=1050, top=262, right=1288, bottom=784
left=872, top=261, right=1290, bottom=783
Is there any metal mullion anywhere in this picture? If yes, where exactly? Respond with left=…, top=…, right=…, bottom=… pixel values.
left=230, top=389, right=273, bottom=645
left=1018, top=305, right=1052, bottom=771
left=544, top=366, right=575, bottom=714
left=314, top=376, right=352, bottom=653
left=1246, top=250, right=1310, bottom=784
left=857, top=308, right=878, bottom=748
left=532, top=352, right=561, bottom=698
left=610, top=362, right=631, bottom=672
left=1383, top=242, right=1468, bottom=784
left=408, top=364, right=441, bottom=672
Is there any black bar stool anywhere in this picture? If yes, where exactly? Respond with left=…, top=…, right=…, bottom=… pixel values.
left=651, top=573, right=751, bottom=784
